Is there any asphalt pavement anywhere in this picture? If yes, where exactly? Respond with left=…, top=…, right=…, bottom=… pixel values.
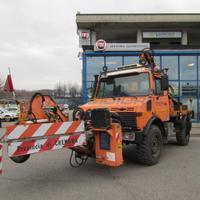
left=0, top=122, right=200, bottom=200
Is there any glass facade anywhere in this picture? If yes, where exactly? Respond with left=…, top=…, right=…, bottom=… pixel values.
left=180, top=56, right=197, bottom=80
left=162, top=56, right=178, bottom=80
left=83, top=50, right=200, bottom=121
left=106, top=56, right=122, bottom=69
left=86, top=56, right=104, bottom=81
left=124, top=56, right=139, bottom=65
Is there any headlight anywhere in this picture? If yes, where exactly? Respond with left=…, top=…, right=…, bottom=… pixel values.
left=85, top=110, right=92, bottom=120
left=73, top=108, right=84, bottom=120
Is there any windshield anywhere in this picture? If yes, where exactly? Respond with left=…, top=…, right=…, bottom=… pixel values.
left=97, top=73, right=150, bottom=98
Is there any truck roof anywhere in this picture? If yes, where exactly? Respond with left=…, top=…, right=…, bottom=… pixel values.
left=101, top=63, right=148, bottom=78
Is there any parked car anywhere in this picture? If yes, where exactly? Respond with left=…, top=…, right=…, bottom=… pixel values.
left=0, top=108, right=18, bottom=122
left=58, top=104, right=69, bottom=110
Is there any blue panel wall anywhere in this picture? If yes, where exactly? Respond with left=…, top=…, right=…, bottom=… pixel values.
left=82, top=50, right=200, bottom=121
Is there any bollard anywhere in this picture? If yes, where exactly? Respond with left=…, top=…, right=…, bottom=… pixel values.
left=0, top=143, right=2, bottom=174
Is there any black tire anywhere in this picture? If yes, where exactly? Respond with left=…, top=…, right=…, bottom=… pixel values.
left=10, top=154, right=30, bottom=163
left=175, top=118, right=190, bottom=146
left=136, top=125, right=162, bottom=165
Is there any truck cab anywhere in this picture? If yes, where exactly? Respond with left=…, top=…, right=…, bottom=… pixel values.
left=79, top=64, right=170, bottom=131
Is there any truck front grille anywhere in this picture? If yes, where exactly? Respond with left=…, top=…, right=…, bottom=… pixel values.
left=117, top=112, right=137, bottom=128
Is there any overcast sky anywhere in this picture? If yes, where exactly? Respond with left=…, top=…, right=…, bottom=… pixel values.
left=0, top=0, right=200, bottom=90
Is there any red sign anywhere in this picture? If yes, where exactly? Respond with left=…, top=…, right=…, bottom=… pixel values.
left=96, top=39, right=106, bottom=51
left=80, top=31, right=89, bottom=39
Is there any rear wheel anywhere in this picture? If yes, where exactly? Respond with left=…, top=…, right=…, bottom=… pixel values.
left=10, top=155, right=30, bottom=163
left=136, top=125, right=162, bottom=165
left=175, top=117, right=191, bottom=146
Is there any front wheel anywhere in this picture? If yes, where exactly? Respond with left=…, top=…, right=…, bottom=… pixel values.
left=136, top=125, right=162, bottom=165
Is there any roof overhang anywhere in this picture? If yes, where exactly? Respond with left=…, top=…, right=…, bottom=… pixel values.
left=76, top=13, right=200, bottom=29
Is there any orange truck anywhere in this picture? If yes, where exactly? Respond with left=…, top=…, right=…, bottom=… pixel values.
left=73, top=49, right=192, bottom=166
left=0, top=49, right=192, bottom=175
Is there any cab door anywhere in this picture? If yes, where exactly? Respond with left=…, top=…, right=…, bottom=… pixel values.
left=154, top=78, right=170, bottom=121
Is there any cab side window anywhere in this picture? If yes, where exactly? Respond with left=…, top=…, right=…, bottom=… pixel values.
left=155, top=78, right=163, bottom=95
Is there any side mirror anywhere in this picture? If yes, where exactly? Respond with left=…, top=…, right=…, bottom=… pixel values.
left=90, top=75, right=99, bottom=99
left=161, top=74, right=169, bottom=90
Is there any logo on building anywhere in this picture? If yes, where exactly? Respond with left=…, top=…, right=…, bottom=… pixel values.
left=78, top=30, right=90, bottom=47
left=96, top=39, right=107, bottom=51
left=80, top=31, right=89, bottom=39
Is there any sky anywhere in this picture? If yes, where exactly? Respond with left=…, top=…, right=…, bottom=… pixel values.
left=0, top=0, right=200, bottom=90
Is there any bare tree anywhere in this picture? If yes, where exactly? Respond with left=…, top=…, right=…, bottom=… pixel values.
left=0, top=77, right=6, bottom=99
left=0, top=77, right=4, bottom=91
left=54, top=82, right=62, bottom=97
left=54, top=82, right=81, bottom=98
left=62, top=83, right=67, bottom=97
left=69, top=85, right=77, bottom=98
left=75, top=83, right=82, bottom=97
left=68, top=83, right=82, bottom=98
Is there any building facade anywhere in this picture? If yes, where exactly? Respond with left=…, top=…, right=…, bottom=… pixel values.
left=76, top=13, right=200, bottom=121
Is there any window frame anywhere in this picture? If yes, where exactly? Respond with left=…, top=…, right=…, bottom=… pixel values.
left=154, top=78, right=163, bottom=95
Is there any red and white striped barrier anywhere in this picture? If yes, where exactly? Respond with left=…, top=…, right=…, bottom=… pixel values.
left=5, top=121, right=84, bottom=140
left=5, top=120, right=86, bottom=157
left=8, top=133, right=86, bottom=157
left=0, top=143, right=2, bottom=174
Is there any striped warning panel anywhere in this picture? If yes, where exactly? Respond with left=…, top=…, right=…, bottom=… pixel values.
left=6, top=121, right=84, bottom=140
left=8, top=133, right=86, bottom=157
left=0, top=143, right=2, bottom=174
